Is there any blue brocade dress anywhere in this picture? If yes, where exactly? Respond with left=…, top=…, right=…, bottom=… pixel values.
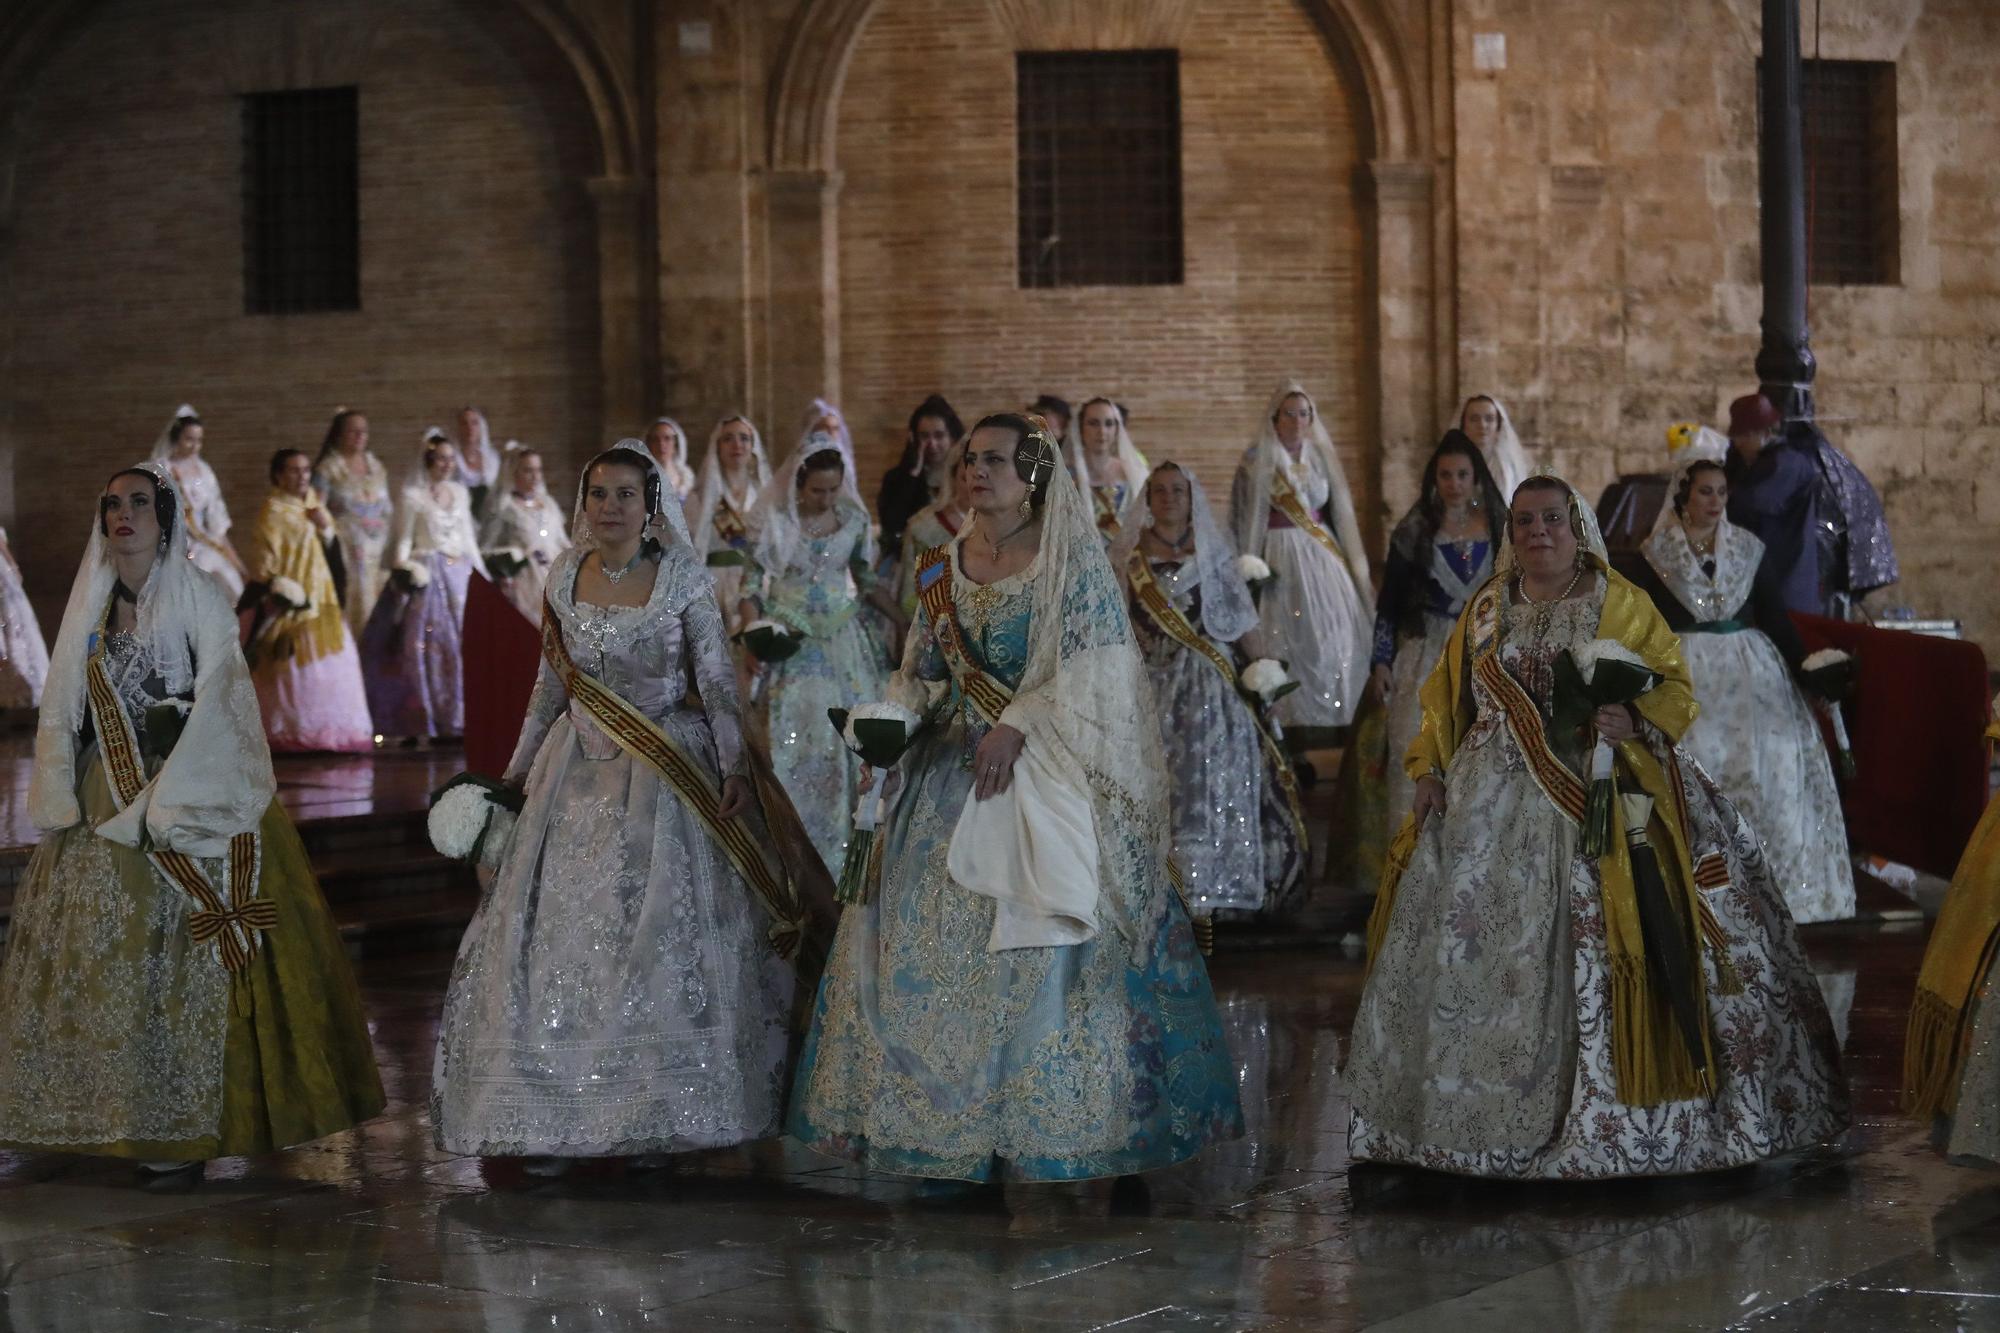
left=788, top=558, right=1244, bottom=1181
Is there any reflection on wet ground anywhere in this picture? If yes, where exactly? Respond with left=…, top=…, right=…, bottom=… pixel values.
left=1, top=924, right=1993, bottom=1330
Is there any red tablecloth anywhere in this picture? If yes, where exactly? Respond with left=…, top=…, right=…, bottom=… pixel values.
left=1793, top=613, right=1991, bottom=879
left=461, top=574, right=541, bottom=778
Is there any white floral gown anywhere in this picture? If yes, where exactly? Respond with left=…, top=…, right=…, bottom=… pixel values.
left=480, top=491, right=571, bottom=623
left=164, top=456, right=244, bottom=599
left=431, top=546, right=794, bottom=1156
left=1344, top=586, right=1848, bottom=1178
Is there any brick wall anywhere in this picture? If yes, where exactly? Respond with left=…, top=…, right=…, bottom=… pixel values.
left=1453, top=0, right=2000, bottom=644
left=0, top=0, right=601, bottom=627
left=830, top=0, right=1370, bottom=520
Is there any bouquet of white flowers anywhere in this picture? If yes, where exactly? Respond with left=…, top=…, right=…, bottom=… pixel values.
left=1801, top=648, right=1857, bottom=778
left=392, top=561, right=432, bottom=593
left=268, top=576, right=309, bottom=611
left=1553, top=639, right=1664, bottom=857
left=1234, top=553, right=1275, bottom=598
left=427, top=772, right=525, bottom=870
left=1240, top=658, right=1299, bottom=709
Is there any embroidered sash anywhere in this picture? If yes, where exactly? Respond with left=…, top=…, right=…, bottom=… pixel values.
left=1125, top=552, right=1308, bottom=853
left=915, top=545, right=1015, bottom=726
left=539, top=599, right=807, bottom=959
left=84, top=630, right=272, bottom=975
left=710, top=498, right=749, bottom=547
left=1091, top=486, right=1122, bottom=539
left=1270, top=466, right=1346, bottom=565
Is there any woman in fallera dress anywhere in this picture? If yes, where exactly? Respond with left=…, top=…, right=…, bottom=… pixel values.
left=643, top=417, right=699, bottom=501
left=738, top=438, right=889, bottom=872
left=150, top=404, right=247, bottom=598
left=1343, top=476, right=1848, bottom=1178
left=1230, top=382, right=1374, bottom=740
left=1367, top=431, right=1507, bottom=841
left=1628, top=427, right=1855, bottom=924
left=450, top=405, right=502, bottom=521
left=241, top=449, right=374, bottom=753
left=479, top=445, right=571, bottom=624
left=313, top=408, right=393, bottom=636
left=0, top=462, right=381, bottom=1188
left=789, top=412, right=1242, bottom=1184
left=1065, top=396, right=1149, bottom=543
left=1458, top=393, right=1532, bottom=503
left=895, top=448, right=970, bottom=618
left=433, top=441, right=818, bottom=1173
left=690, top=414, right=772, bottom=632
left=1114, top=461, right=1305, bottom=919
left=0, top=524, right=51, bottom=708
left=361, top=431, right=486, bottom=740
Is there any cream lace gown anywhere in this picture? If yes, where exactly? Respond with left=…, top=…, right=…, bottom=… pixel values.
left=431, top=546, right=795, bottom=1156
left=1344, top=587, right=1848, bottom=1178
left=1241, top=448, right=1371, bottom=731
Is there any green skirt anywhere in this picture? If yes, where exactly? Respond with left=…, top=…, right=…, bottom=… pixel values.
left=0, top=752, right=384, bottom=1160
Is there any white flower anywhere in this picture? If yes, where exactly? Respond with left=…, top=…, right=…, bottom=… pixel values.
left=1571, top=638, right=1647, bottom=682
left=398, top=561, right=432, bottom=589
left=489, top=546, right=527, bottom=564
left=843, top=700, right=921, bottom=752
left=269, top=576, right=307, bottom=608
left=1802, top=648, right=1852, bottom=673
left=1234, top=554, right=1272, bottom=581
left=427, top=784, right=494, bottom=860
left=1241, top=658, right=1291, bottom=699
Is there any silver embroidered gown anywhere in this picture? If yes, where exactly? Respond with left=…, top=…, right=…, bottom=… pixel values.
left=431, top=546, right=795, bottom=1157
left=1345, top=586, right=1849, bottom=1178
left=1129, top=556, right=1303, bottom=916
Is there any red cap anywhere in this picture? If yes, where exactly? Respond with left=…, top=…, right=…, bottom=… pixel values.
left=1727, top=393, right=1780, bottom=436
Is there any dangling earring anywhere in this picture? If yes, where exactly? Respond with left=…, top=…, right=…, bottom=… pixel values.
left=1019, top=496, right=1034, bottom=522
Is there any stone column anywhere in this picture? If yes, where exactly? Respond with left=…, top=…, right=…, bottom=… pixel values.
left=1755, top=0, right=1816, bottom=420
left=1367, top=159, right=1438, bottom=524
left=588, top=174, right=651, bottom=440
left=762, top=167, right=842, bottom=429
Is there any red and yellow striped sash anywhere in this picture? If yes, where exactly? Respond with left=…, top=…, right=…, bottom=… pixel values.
left=1270, top=467, right=1346, bottom=566
left=915, top=545, right=1015, bottom=726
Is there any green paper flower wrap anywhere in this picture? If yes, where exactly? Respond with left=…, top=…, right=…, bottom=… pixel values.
left=1553, top=640, right=1663, bottom=858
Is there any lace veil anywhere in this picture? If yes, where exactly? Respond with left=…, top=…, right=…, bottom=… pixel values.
left=649, top=418, right=699, bottom=499
left=1460, top=394, right=1532, bottom=501
left=689, top=414, right=772, bottom=556
left=31, top=461, right=273, bottom=846
left=1231, top=381, right=1374, bottom=600
left=1492, top=472, right=1611, bottom=577
left=571, top=439, right=694, bottom=555
left=969, top=417, right=1174, bottom=949
left=746, top=430, right=876, bottom=576
left=1109, top=460, right=1258, bottom=644
left=1063, top=396, right=1151, bottom=527
left=148, top=403, right=200, bottom=461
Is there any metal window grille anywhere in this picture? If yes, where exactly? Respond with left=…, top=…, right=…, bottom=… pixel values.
left=1017, top=51, right=1183, bottom=288
left=1764, top=59, right=1900, bottom=286
left=241, top=87, right=360, bottom=314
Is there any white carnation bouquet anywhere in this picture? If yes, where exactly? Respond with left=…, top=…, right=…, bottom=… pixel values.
left=1800, top=648, right=1857, bottom=778
left=428, top=772, right=525, bottom=870
left=1234, top=553, right=1275, bottom=598
left=1240, top=658, right=1299, bottom=708
left=267, top=576, right=310, bottom=611
left=393, top=561, right=432, bottom=592
left=1553, top=639, right=1664, bottom=857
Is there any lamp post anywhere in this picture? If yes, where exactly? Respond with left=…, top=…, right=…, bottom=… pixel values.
left=1755, top=0, right=1816, bottom=421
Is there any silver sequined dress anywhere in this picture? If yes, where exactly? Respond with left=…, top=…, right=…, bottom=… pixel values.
left=431, top=546, right=794, bottom=1157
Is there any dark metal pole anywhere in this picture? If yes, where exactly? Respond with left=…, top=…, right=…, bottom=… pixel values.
left=1756, top=0, right=1815, bottom=420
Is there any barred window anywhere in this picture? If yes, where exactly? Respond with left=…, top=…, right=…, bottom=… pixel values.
left=1760, top=59, right=1899, bottom=286
left=1017, top=51, right=1183, bottom=288
left=241, top=87, right=360, bottom=314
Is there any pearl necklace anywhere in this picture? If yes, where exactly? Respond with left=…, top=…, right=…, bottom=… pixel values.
left=1516, top=566, right=1586, bottom=641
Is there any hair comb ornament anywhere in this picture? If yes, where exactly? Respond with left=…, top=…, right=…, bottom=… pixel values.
left=1015, top=414, right=1060, bottom=491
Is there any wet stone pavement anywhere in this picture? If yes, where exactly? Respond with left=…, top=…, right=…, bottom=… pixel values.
left=3, top=924, right=1998, bottom=1331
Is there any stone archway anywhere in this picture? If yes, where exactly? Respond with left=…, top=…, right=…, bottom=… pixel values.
left=762, top=0, right=1448, bottom=536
